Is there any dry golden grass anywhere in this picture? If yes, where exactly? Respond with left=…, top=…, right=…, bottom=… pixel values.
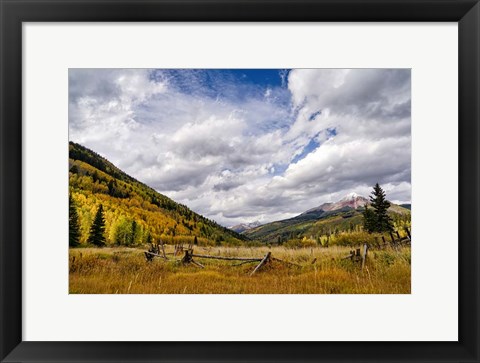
left=69, top=245, right=411, bottom=294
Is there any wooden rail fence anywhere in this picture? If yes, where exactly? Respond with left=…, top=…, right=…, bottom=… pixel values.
left=342, top=227, right=411, bottom=269
left=144, top=228, right=411, bottom=274
left=343, top=243, right=369, bottom=269
left=145, top=241, right=300, bottom=275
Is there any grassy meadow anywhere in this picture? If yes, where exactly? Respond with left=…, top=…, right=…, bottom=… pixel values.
left=69, top=245, right=411, bottom=294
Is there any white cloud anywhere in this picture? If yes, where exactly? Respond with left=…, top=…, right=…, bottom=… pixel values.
left=69, top=69, right=411, bottom=227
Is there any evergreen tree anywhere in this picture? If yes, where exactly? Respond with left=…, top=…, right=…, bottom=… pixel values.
left=362, top=205, right=376, bottom=233
left=69, top=194, right=80, bottom=247
left=91, top=171, right=99, bottom=183
left=363, top=183, right=394, bottom=233
left=107, top=179, right=115, bottom=196
left=88, top=204, right=106, bottom=247
left=146, top=232, right=152, bottom=245
left=128, top=220, right=137, bottom=245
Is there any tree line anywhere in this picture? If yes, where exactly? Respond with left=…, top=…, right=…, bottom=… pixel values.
left=70, top=195, right=206, bottom=247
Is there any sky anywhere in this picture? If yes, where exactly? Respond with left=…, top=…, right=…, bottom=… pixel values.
left=69, top=68, right=411, bottom=227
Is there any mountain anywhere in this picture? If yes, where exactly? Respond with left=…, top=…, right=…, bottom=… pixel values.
left=69, top=142, right=247, bottom=246
left=229, top=221, right=262, bottom=233
left=301, top=192, right=368, bottom=217
left=317, top=192, right=368, bottom=212
left=400, top=203, right=411, bottom=210
left=243, top=193, right=410, bottom=244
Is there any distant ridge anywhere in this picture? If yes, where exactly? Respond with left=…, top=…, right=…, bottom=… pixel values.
left=229, top=221, right=262, bottom=233
left=244, top=192, right=411, bottom=244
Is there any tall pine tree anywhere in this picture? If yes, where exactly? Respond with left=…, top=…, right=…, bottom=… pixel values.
left=363, top=183, right=394, bottom=233
left=362, top=205, right=376, bottom=233
left=88, top=204, right=106, bottom=247
left=128, top=220, right=137, bottom=246
left=69, top=194, right=80, bottom=247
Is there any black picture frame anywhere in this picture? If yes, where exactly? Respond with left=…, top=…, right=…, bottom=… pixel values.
left=1, top=1, right=479, bottom=362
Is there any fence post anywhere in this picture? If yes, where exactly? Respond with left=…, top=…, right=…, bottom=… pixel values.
left=181, top=249, right=193, bottom=265
left=159, top=238, right=167, bottom=259
left=389, top=232, right=396, bottom=244
left=361, top=243, right=368, bottom=269
left=250, top=252, right=272, bottom=276
left=405, top=227, right=411, bottom=240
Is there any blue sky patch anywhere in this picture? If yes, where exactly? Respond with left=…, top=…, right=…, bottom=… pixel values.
left=292, top=136, right=321, bottom=164
left=309, top=110, right=322, bottom=121
left=327, top=127, right=337, bottom=138
left=150, top=69, right=290, bottom=101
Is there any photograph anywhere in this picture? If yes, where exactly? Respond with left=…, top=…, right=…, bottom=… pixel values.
left=68, top=68, right=411, bottom=294
left=2, top=0, right=478, bottom=360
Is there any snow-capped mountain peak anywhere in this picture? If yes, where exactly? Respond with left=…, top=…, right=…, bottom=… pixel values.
left=303, top=193, right=368, bottom=214
left=341, top=192, right=359, bottom=201
left=229, top=221, right=262, bottom=233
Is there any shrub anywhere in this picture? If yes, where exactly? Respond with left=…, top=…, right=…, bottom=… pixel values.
left=329, top=231, right=379, bottom=247
left=284, top=237, right=317, bottom=248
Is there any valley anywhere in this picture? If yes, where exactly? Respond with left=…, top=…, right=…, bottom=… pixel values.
left=69, top=141, right=411, bottom=294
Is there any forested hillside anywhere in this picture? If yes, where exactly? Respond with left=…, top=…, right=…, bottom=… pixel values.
left=69, top=142, right=247, bottom=247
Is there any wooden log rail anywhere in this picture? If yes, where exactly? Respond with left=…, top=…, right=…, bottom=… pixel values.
left=342, top=252, right=355, bottom=260
left=181, top=250, right=205, bottom=268
left=144, top=251, right=168, bottom=260
left=144, top=246, right=275, bottom=274
left=374, top=228, right=411, bottom=249
left=184, top=250, right=273, bottom=275
left=272, top=257, right=301, bottom=268
left=191, top=254, right=261, bottom=262
left=145, top=246, right=281, bottom=276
